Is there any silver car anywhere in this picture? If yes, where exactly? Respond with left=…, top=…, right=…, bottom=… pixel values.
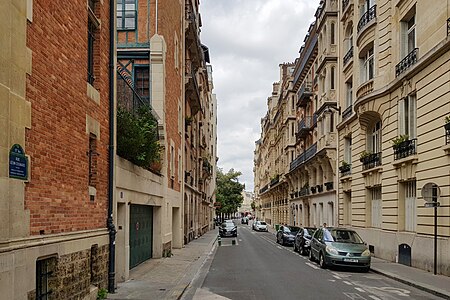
left=253, top=221, right=268, bottom=232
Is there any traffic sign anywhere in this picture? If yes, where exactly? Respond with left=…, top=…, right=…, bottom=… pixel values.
left=424, top=202, right=440, bottom=208
left=421, top=182, right=440, bottom=203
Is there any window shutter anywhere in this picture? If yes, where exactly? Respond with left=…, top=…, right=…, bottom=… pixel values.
left=409, top=95, right=417, bottom=138
left=398, top=98, right=405, bottom=135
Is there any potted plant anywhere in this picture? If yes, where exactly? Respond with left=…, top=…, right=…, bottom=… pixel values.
left=359, top=150, right=371, bottom=163
left=391, top=134, right=409, bottom=149
left=445, top=115, right=450, bottom=130
left=339, top=161, right=351, bottom=172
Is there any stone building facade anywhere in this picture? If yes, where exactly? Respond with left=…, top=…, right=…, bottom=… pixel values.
left=337, top=0, right=450, bottom=275
left=1, top=0, right=111, bottom=298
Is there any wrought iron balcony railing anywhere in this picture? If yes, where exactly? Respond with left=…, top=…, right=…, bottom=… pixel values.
left=317, top=184, right=324, bottom=193
left=343, top=46, right=353, bottom=65
left=357, top=5, right=376, bottom=33
left=270, top=176, right=280, bottom=187
left=360, top=152, right=382, bottom=171
left=446, top=123, right=450, bottom=145
left=447, top=18, right=450, bottom=36
left=395, top=48, right=418, bottom=77
left=325, top=182, right=334, bottom=191
left=290, top=143, right=317, bottom=171
left=339, top=164, right=351, bottom=176
left=299, top=186, right=310, bottom=196
left=297, top=82, right=313, bottom=107
left=342, top=105, right=353, bottom=122
left=393, top=138, right=417, bottom=160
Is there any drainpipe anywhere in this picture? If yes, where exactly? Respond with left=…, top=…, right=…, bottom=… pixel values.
left=155, top=0, right=158, bottom=34
left=107, top=0, right=117, bottom=293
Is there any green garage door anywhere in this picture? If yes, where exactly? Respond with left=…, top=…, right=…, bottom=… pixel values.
left=130, top=204, right=153, bottom=269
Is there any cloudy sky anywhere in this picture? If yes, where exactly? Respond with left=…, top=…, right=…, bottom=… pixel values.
left=200, top=0, right=319, bottom=192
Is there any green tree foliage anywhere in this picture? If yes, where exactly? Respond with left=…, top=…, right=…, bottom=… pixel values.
left=216, top=168, right=245, bottom=216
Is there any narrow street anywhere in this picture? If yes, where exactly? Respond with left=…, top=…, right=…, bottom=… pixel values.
left=186, top=222, right=442, bottom=300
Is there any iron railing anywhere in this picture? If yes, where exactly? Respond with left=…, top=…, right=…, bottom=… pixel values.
left=393, top=138, right=417, bottom=160
left=297, top=82, right=313, bottom=106
left=299, top=186, right=310, bottom=196
left=446, top=123, right=450, bottom=144
left=259, top=184, right=269, bottom=194
left=360, top=152, right=382, bottom=171
left=317, top=184, right=324, bottom=193
left=342, top=105, right=353, bottom=121
left=339, top=164, right=351, bottom=176
left=447, top=18, right=450, bottom=36
left=87, top=19, right=96, bottom=85
left=343, top=46, right=353, bottom=65
left=395, top=48, right=418, bottom=77
left=117, top=69, right=148, bottom=112
left=270, top=176, right=280, bottom=187
left=357, top=5, right=376, bottom=33
left=290, top=143, right=317, bottom=171
left=325, top=182, right=334, bottom=191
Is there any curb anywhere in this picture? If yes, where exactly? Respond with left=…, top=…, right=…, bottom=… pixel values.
left=370, top=267, right=450, bottom=300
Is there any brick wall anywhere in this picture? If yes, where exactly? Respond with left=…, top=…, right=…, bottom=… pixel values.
left=160, top=0, right=183, bottom=192
left=25, top=0, right=111, bottom=234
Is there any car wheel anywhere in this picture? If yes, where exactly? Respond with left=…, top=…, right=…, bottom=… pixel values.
left=280, top=238, right=285, bottom=246
left=309, top=249, right=315, bottom=261
left=301, top=246, right=306, bottom=256
left=319, top=252, right=327, bottom=269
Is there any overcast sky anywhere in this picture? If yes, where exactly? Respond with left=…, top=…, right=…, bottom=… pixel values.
left=200, top=0, right=319, bottom=192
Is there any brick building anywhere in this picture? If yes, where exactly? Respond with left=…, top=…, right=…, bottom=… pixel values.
left=1, top=0, right=112, bottom=299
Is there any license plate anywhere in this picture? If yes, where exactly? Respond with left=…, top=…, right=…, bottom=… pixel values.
left=343, top=258, right=358, bottom=263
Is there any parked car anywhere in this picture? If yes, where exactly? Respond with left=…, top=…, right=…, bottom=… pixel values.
left=309, top=227, right=371, bottom=272
left=219, top=222, right=237, bottom=237
left=252, top=221, right=268, bottom=232
left=293, top=227, right=316, bottom=255
left=241, top=217, right=249, bottom=224
left=276, top=225, right=300, bottom=246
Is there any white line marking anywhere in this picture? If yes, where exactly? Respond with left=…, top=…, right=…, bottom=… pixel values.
left=343, top=281, right=352, bottom=285
left=328, top=279, right=336, bottom=282
left=354, top=287, right=365, bottom=293
left=306, top=262, right=320, bottom=270
left=333, top=275, right=341, bottom=280
left=238, top=239, right=242, bottom=241
left=368, top=296, right=381, bottom=300
left=277, top=246, right=282, bottom=250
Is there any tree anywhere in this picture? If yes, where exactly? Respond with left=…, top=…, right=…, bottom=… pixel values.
left=216, top=168, right=245, bottom=219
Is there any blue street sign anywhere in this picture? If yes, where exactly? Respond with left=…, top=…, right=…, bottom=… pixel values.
left=9, top=144, right=28, bottom=180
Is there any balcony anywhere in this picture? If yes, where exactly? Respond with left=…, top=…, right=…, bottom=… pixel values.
left=270, top=175, right=280, bottom=187
left=339, top=164, right=351, bottom=176
left=395, top=48, right=418, bottom=77
left=299, top=186, right=310, bottom=196
left=343, top=46, right=353, bottom=66
left=393, top=138, right=417, bottom=160
left=259, top=184, right=269, bottom=194
left=325, top=182, right=334, bottom=191
left=342, top=105, right=353, bottom=122
left=297, top=82, right=313, bottom=107
left=317, top=184, right=324, bottom=193
left=446, top=123, right=450, bottom=145
left=297, top=116, right=315, bottom=138
left=448, top=18, right=450, bottom=36
left=185, top=64, right=202, bottom=115
left=290, top=143, right=318, bottom=171
left=356, top=80, right=373, bottom=99
left=360, top=152, right=382, bottom=171
left=357, top=5, right=376, bottom=33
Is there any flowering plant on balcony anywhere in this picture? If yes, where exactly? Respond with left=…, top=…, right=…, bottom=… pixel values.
left=391, top=134, right=409, bottom=149
left=359, top=150, right=372, bottom=162
left=339, top=161, right=351, bottom=172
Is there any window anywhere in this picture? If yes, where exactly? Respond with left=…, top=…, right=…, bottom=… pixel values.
left=346, top=81, right=353, bottom=108
left=401, top=12, right=416, bottom=57
left=403, top=180, right=416, bottom=232
left=331, top=67, right=335, bottom=90
left=362, top=48, right=374, bottom=82
left=36, top=258, right=55, bottom=300
left=331, top=23, right=335, bottom=44
left=369, top=121, right=381, bottom=153
left=370, top=187, right=382, bottom=228
left=117, top=0, right=136, bottom=30
left=398, top=94, right=416, bottom=138
left=344, top=137, right=352, bottom=163
left=329, top=112, right=334, bottom=132
left=88, top=134, right=98, bottom=188
left=87, top=0, right=100, bottom=85
left=343, top=191, right=352, bottom=225
left=134, top=66, right=150, bottom=103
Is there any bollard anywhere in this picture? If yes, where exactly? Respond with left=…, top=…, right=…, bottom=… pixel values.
left=232, top=239, right=236, bottom=245
left=218, top=236, right=221, bottom=246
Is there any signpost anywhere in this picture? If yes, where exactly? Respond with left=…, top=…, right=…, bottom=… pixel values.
left=421, top=182, right=440, bottom=275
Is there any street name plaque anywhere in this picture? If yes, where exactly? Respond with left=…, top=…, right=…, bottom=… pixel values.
left=9, top=144, right=28, bottom=180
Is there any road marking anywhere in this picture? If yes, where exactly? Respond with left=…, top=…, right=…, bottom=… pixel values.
left=277, top=246, right=282, bottom=250
left=333, top=275, right=341, bottom=280
left=306, top=262, right=320, bottom=270
left=354, top=287, right=365, bottom=293
left=238, top=239, right=242, bottom=242
left=343, top=292, right=366, bottom=300
left=328, top=279, right=336, bottom=282
left=343, top=281, right=352, bottom=286
left=368, top=296, right=381, bottom=300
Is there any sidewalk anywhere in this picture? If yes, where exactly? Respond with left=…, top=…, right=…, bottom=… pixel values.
left=108, top=229, right=218, bottom=300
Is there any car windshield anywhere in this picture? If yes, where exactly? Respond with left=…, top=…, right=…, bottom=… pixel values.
left=329, top=229, right=364, bottom=244
left=259, top=222, right=267, bottom=225
left=222, top=223, right=235, bottom=228
left=284, top=226, right=300, bottom=233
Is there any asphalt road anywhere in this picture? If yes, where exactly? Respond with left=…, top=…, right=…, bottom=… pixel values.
left=188, top=222, right=442, bottom=300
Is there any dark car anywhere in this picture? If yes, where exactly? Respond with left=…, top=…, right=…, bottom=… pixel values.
left=276, top=225, right=300, bottom=246
left=293, top=227, right=316, bottom=255
left=309, top=227, right=371, bottom=272
left=219, top=222, right=237, bottom=237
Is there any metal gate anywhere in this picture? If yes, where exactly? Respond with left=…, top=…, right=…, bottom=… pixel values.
left=130, top=204, right=153, bottom=269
